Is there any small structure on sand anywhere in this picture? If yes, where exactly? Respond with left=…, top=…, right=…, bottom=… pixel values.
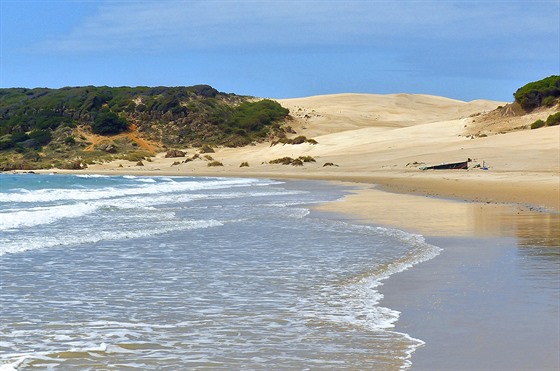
left=420, top=159, right=471, bottom=170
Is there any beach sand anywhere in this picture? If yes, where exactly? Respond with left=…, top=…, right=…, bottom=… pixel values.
left=30, top=93, right=560, bottom=368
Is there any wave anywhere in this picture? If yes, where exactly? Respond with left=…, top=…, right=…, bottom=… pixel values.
left=122, top=175, right=157, bottom=183
left=0, top=318, right=183, bottom=370
left=326, top=224, right=441, bottom=326
left=302, top=222, right=441, bottom=369
left=0, top=177, right=271, bottom=203
left=0, top=203, right=99, bottom=230
left=0, top=187, right=300, bottom=231
left=75, top=174, right=110, bottom=178
left=0, top=219, right=223, bottom=256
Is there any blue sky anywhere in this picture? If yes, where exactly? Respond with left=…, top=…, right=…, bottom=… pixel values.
left=0, top=0, right=558, bottom=101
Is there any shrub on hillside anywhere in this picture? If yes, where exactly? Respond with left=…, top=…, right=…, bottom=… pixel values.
left=121, top=150, right=153, bottom=162
left=91, top=111, right=129, bottom=135
left=542, top=96, right=558, bottom=107
left=223, top=99, right=289, bottom=137
left=514, top=75, right=560, bottom=111
left=531, top=119, right=545, bottom=129
left=545, top=112, right=560, bottom=126
left=28, top=130, right=53, bottom=146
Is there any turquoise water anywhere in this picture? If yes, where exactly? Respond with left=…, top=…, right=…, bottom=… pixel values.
left=0, top=174, right=440, bottom=369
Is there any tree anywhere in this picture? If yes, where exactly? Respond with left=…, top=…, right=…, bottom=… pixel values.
left=514, top=75, right=560, bottom=111
left=91, top=111, right=129, bottom=135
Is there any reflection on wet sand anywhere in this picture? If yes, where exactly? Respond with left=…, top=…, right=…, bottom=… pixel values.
left=317, top=186, right=560, bottom=247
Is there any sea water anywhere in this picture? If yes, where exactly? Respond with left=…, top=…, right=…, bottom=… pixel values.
left=0, top=174, right=440, bottom=370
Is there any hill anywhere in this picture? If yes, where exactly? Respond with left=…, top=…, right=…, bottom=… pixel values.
left=0, top=85, right=289, bottom=170
left=466, top=75, right=560, bottom=136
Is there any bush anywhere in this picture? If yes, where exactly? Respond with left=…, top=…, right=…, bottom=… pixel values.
left=224, top=99, right=289, bottom=136
left=0, top=135, right=14, bottom=150
left=165, top=149, right=186, bottom=158
left=270, top=157, right=295, bottom=165
left=271, top=135, right=318, bottom=146
left=299, top=156, right=316, bottom=163
left=514, top=75, right=560, bottom=111
left=91, top=111, right=129, bottom=135
left=22, top=150, right=41, bottom=162
left=208, top=160, right=223, bottom=167
left=543, top=96, right=557, bottom=107
left=61, top=160, right=84, bottom=170
left=200, top=144, right=215, bottom=153
left=240, top=161, right=249, bottom=167
left=122, top=150, right=153, bottom=162
left=28, top=129, right=53, bottom=146
left=531, top=119, right=546, bottom=129
left=545, top=112, right=560, bottom=126
left=290, top=135, right=307, bottom=144
left=269, top=156, right=315, bottom=166
left=223, top=135, right=252, bottom=147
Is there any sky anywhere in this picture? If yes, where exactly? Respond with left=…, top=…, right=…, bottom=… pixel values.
left=0, top=0, right=559, bottom=102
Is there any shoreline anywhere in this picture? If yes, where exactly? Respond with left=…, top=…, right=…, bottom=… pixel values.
left=19, top=167, right=560, bottom=212
left=6, top=170, right=560, bottom=368
left=311, top=181, right=559, bottom=369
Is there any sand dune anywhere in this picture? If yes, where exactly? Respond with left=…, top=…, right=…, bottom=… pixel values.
left=81, top=93, right=559, bottom=210
left=275, top=93, right=501, bottom=136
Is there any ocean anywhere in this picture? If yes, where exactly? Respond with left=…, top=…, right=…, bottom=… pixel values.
left=0, top=173, right=441, bottom=370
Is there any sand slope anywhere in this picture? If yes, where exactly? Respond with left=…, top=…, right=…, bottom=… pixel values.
left=82, top=93, right=560, bottom=210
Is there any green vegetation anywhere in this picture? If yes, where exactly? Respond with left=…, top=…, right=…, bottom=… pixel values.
left=207, top=160, right=223, bottom=167
left=91, top=110, right=129, bottom=135
left=545, top=112, right=560, bottom=126
left=0, top=85, right=292, bottom=170
left=269, top=157, right=295, bottom=165
left=269, top=156, right=316, bottom=166
left=199, top=144, right=215, bottom=153
left=514, top=75, right=560, bottom=111
left=223, top=99, right=288, bottom=132
left=271, top=135, right=318, bottom=146
left=120, top=151, right=154, bottom=162
left=531, top=119, right=546, bottom=129
left=530, top=112, right=560, bottom=129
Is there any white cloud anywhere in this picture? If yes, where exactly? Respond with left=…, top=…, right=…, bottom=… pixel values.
left=35, top=0, right=559, bottom=54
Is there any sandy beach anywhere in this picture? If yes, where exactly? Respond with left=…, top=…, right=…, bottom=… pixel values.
left=71, top=93, right=558, bottom=211
left=29, top=93, right=560, bottom=368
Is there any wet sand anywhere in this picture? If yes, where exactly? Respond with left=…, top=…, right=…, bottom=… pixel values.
left=318, top=185, right=560, bottom=370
